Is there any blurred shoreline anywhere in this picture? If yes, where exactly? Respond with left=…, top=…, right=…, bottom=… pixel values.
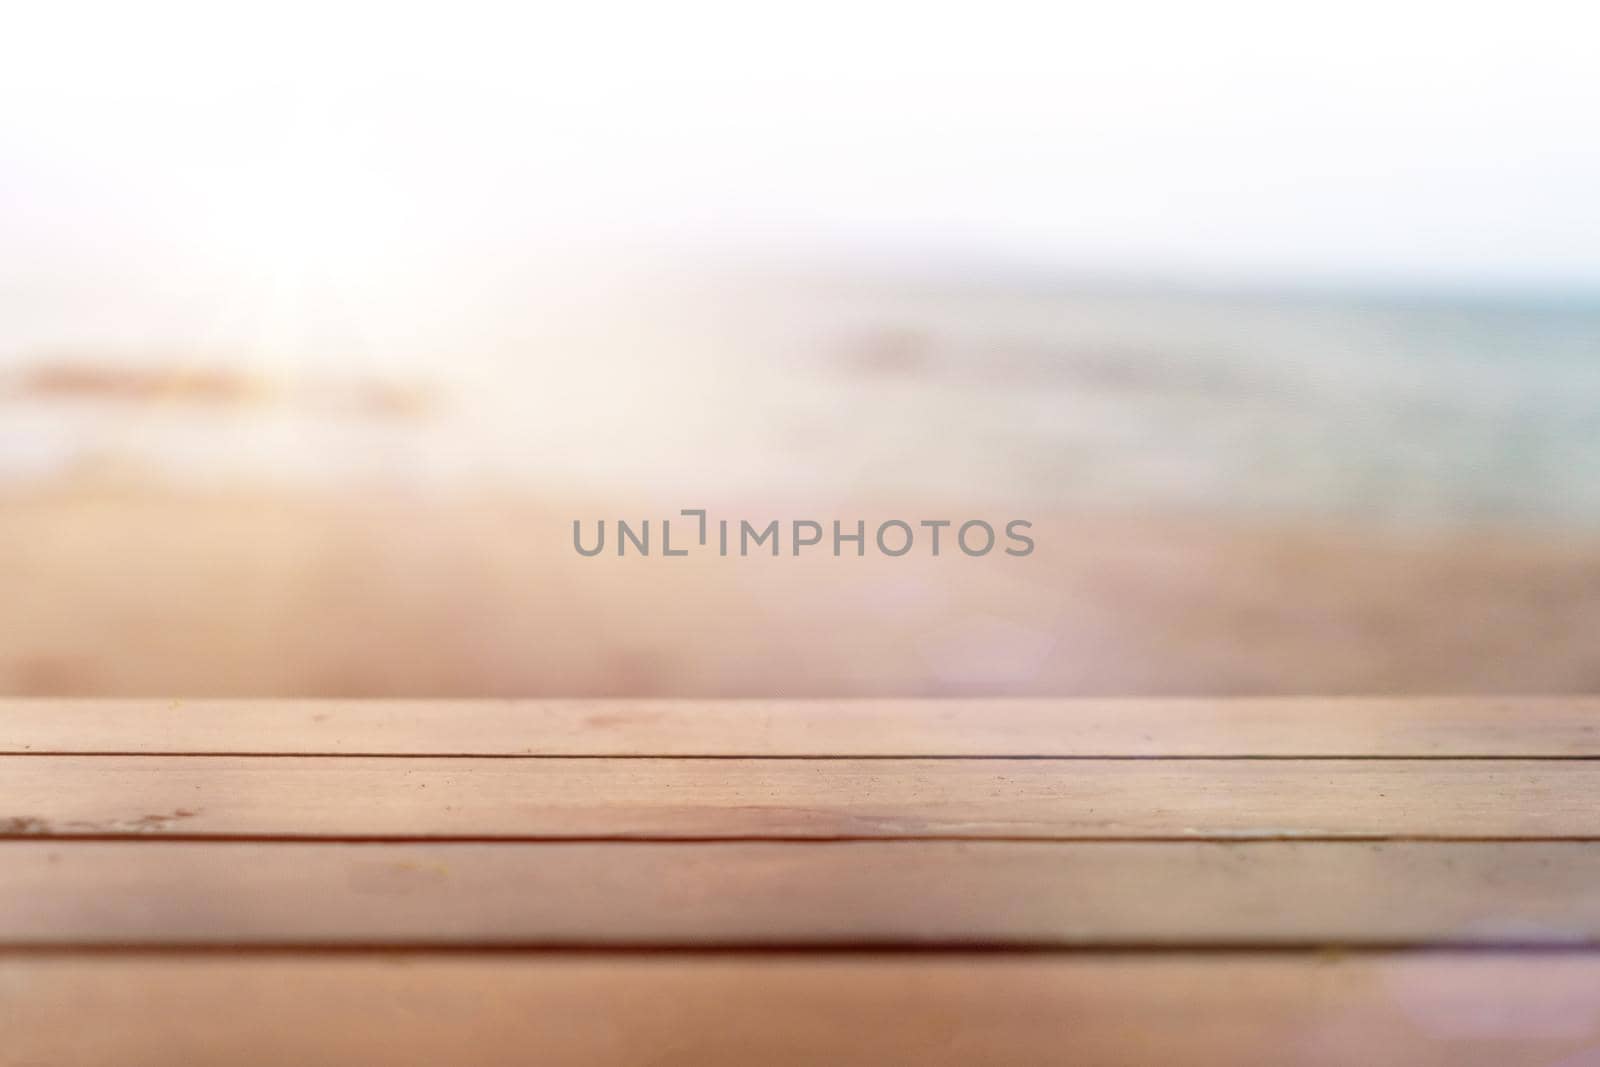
left=4, top=274, right=1599, bottom=699
left=6, top=276, right=1600, bottom=529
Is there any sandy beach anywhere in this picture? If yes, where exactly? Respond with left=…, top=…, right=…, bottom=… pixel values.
left=5, top=480, right=1598, bottom=698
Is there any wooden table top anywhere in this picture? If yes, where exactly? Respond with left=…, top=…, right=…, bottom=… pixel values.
left=3, top=698, right=1599, bottom=1065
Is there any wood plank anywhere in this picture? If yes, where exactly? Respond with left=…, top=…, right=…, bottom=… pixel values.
left=5, top=841, right=1600, bottom=946
left=7, top=953, right=1600, bottom=1067
left=4, top=697, right=1598, bottom=756
left=3, top=756, right=1597, bottom=839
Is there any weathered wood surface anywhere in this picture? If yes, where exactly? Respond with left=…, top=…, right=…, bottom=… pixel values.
left=4, top=699, right=1600, bottom=1065
left=3, top=840, right=1599, bottom=947
left=5, top=953, right=1600, bottom=1067
left=4, top=697, right=1599, bottom=756
left=3, top=756, right=1597, bottom=840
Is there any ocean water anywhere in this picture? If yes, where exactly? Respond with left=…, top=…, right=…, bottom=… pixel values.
left=723, top=281, right=1600, bottom=527
left=4, top=276, right=1600, bottom=530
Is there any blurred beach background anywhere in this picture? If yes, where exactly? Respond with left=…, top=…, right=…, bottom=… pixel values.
left=3, top=1, right=1598, bottom=697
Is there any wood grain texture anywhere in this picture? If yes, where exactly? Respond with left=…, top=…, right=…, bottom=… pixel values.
left=3, top=756, right=1597, bottom=839
left=6, top=699, right=1599, bottom=1066
left=5, top=953, right=1600, bottom=1067
left=4, top=697, right=1598, bottom=756
left=4, top=841, right=1600, bottom=947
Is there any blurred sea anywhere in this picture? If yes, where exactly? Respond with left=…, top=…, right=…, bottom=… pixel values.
left=4, top=276, right=1599, bottom=530
left=735, top=281, right=1600, bottom=528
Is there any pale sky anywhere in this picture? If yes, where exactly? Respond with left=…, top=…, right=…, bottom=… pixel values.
left=2, top=0, right=1598, bottom=362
